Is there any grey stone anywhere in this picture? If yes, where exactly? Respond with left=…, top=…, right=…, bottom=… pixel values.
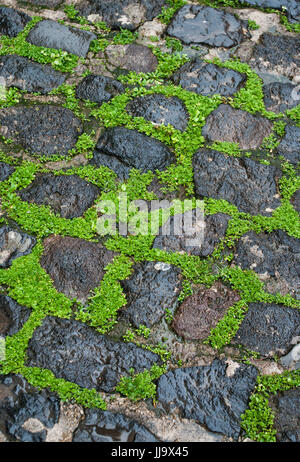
left=26, top=316, right=160, bottom=392
left=263, top=82, right=300, bottom=114
left=239, top=0, right=300, bottom=23
left=280, top=344, right=300, bottom=370
left=105, top=44, right=158, bottom=73
left=25, top=0, right=63, bottom=6
left=291, top=189, right=300, bottom=214
left=75, top=74, right=124, bottom=103
left=0, top=162, right=14, bottom=182
left=269, top=389, right=300, bottom=442
left=0, top=294, right=30, bottom=336
left=277, top=125, right=300, bottom=165
left=0, top=225, right=36, bottom=268
left=0, top=7, right=31, bottom=38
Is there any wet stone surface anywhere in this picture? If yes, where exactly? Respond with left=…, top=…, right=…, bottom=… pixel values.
left=40, top=236, right=116, bottom=303
left=18, top=174, right=101, bottom=219
left=172, top=282, right=241, bottom=341
left=233, top=303, right=300, bottom=358
left=156, top=359, right=258, bottom=440
left=105, top=44, right=158, bottom=73
left=0, top=105, right=82, bottom=157
left=0, top=374, right=60, bottom=442
left=26, top=316, right=160, bottom=392
left=75, top=74, right=124, bottom=104
left=0, top=225, right=36, bottom=268
left=172, top=59, right=246, bottom=97
left=269, top=389, right=300, bottom=442
left=239, top=0, right=300, bottom=23
left=120, top=261, right=182, bottom=328
left=72, top=410, right=159, bottom=442
left=90, top=127, right=175, bottom=179
left=233, top=230, right=300, bottom=298
left=0, top=294, right=31, bottom=336
left=277, top=125, right=300, bottom=165
left=126, top=94, right=189, bottom=132
left=263, top=82, right=300, bottom=114
left=193, top=149, right=281, bottom=217
left=0, top=7, right=31, bottom=38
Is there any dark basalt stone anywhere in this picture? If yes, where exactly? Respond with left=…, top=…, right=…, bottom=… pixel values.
left=153, top=211, right=231, bottom=257
left=40, top=236, right=116, bottom=303
left=156, top=359, right=258, bottom=439
left=72, top=410, right=159, bottom=442
left=0, top=374, right=60, bottom=442
left=0, top=7, right=31, bottom=38
left=202, top=104, right=273, bottom=150
left=0, top=162, right=14, bottom=182
left=126, top=94, right=189, bottom=132
left=0, top=105, right=82, bottom=157
left=269, top=389, right=300, bottom=442
left=172, top=282, right=240, bottom=341
left=193, top=149, right=281, bottom=217
left=233, top=303, right=300, bottom=358
left=263, top=82, right=300, bottom=114
left=120, top=261, right=181, bottom=328
left=172, top=59, right=246, bottom=97
left=291, top=189, right=300, bottom=214
left=90, top=127, right=175, bottom=180
left=26, top=316, right=160, bottom=392
left=0, top=295, right=30, bottom=336
left=0, top=225, right=36, bottom=268
left=75, top=74, right=124, bottom=103
left=167, top=5, right=248, bottom=48
left=25, top=0, right=63, bottom=6
left=77, top=0, right=166, bottom=30
left=277, top=125, right=300, bottom=165
left=26, top=20, right=96, bottom=58
left=105, top=44, right=158, bottom=73
left=233, top=230, right=300, bottom=298
left=0, top=55, right=66, bottom=94
left=18, top=174, right=101, bottom=219
left=239, top=0, right=300, bottom=23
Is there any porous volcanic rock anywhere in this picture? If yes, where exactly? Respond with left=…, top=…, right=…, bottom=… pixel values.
left=277, top=125, right=300, bottom=165
left=0, top=374, right=60, bottom=442
left=269, top=389, right=300, bottom=442
left=126, top=94, right=189, bottom=132
left=233, top=230, right=300, bottom=297
left=0, top=225, right=36, bottom=268
left=172, top=59, right=246, bottom=97
left=0, top=55, right=66, bottom=94
left=233, top=303, right=300, bottom=358
left=18, top=174, right=100, bottom=219
left=26, top=20, right=96, bottom=57
left=90, top=127, right=175, bottom=179
left=193, top=149, right=281, bottom=216
left=75, top=74, right=124, bottom=103
left=0, top=105, right=82, bottom=157
left=167, top=5, right=248, bottom=48
left=0, top=7, right=31, bottom=38
left=291, top=189, right=300, bottom=214
left=72, top=410, right=159, bottom=442
left=263, top=82, right=300, bottom=114
left=202, top=104, right=273, bottom=149
left=120, top=261, right=182, bottom=328
left=105, top=44, right=158, bottom=73
left=26, top=316, right=160, bottom=392
left=0, top=295, right=31, bottom=336
left=25, top=0, right=63, bottom=6
left=0, top=162, right=14, bottom=182
left=40, top=236, right=116, bottom=303
left=239, top=0, right=300, bottom=23
left=156, top=359, right=258, bottom=439
left=172, top=282, right=241, bottom=341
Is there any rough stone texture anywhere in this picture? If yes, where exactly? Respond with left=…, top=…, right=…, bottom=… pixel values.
left=26, top=20, right=96, bottom=58
left=233, top=230, right=300, bottom=298
left=234, top=303, right=300, bottom=358
left=120, top=261, right=181, bottom=328
left=26, top=0, right=63, bottom=6
left=202, top=104, right=273, bottom=149
left=0, top=294, right=30, bottom=336
left=75, top=74, right=124, bottom=103
left=0, top=7, right=31, bottom=38
left=0, top=374, right=60, bottom=442
left=167, top=5, right=248, bottom=48
left=0, top=105, right=82, bottom=157
left=90, top=127, right=175, bottom=179
left=72, top=410, right=159, bottom=442
left=0, top=162, right=14, bottom=182
left=18, top=174, right=100, bottom=219
left=0, top=225, right=36, bottom=268
left=172, top=282, right=241, bottom=341
left=193, top=149, right=281, bottom=217
left=40, top=236, right=116, bottom=303
left=280, top=344, right=300, bottom=371
left=157, top=359, right=258, bottom=439
left=269, top=389, right=300, bottom=442
left=263, top=82, right=300, bottom=114
left=26, top=316, right=160, bottom=392
left=172, top=59, right=246, bottom=97
left=239, top=0, right=300, bottom=23
left=291, top=189, right=300, bottom=214
left=277, top=125, right=300, bottom=165
left=0, top=55, right=66, bottom=94
left=126, top=94, right=189, bottom=132
left=78, top=0, right=166, bottom=30
left=105, top=44, right=158, bottom=73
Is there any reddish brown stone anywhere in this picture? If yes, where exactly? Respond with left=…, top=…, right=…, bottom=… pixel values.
left=172, top=282, right=240, bottom=340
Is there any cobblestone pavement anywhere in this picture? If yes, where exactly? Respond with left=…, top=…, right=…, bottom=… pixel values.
left=0, top=0, right=299, bottom=443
